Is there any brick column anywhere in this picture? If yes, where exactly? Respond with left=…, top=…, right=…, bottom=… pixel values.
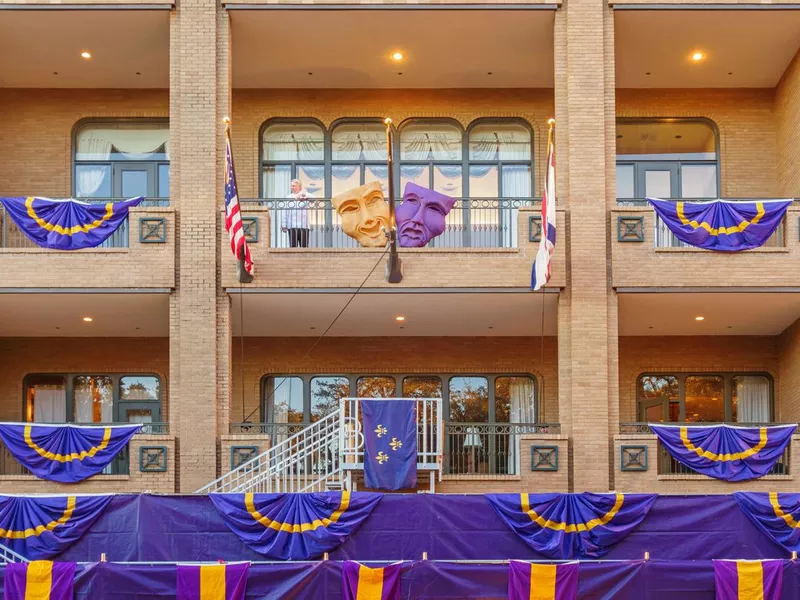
left=170, top=0, right=229, bottom=491
left=557, top=0, right=615, bottom=491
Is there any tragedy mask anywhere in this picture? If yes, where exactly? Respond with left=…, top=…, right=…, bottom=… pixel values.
left=331, top=181, right=390, bottom=248
left=396, top=182, right=457, bottom=248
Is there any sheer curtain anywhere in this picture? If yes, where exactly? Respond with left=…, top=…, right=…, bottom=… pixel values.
left=508, top=377, right=536, bottom=475
left=75, top=138, right=112, bottom=197
left=735, top=377, right=770, bottom=423
left=33, top=387, right=66, bottom=422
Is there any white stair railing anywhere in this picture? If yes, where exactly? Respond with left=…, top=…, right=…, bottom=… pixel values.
left=196, top=410, right=345, bottom=494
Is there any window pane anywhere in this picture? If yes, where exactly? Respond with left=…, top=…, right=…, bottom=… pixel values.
left=365, top=165, right=389, bottom=196
left=403, top=377, right=443, bottom=398
left=685, top=376, right=724, bottom=422
left=332, top=124, right=386, bottom=161
left=470, top=165, right=499, bottom=198
left=449, top=376, right=489, bottom=422
left=120, top=376, right=160, bottom=402
left=332, top=165, right=361, bottom=196
left=158, top=165, right=170, bottom=198
left=732, top=376, right=770, bottom=423
left=263, top=165, right=292, bottom=199
left=357, top=377, right=396, bottom=398
left=265, top=376, right=303, bottom=423
left=401, top=165, right=430, bottom=191
left=297, top=165, right=324, bottom=197
left=495, top=376, right=536, bottom=423
left=469, top=123, right=531, bottom=161
left=501, top=165, right=531, bottom=198
left=73, top=376, right=113, bottom=423
left=400, top=123, right=462, bottom=161
left=617, top=165, right=635, bottom=199
left=434, top=165, right=462, bottom=196
left=76, top=165, right=111, bottom=197
left=311, top=377, right=350, bottom=422
left=121, top=169, right=148, bottom=198
left=644, top=170, right=673, bottom=198
left=681, top=164, right=717, bottom=198
left=25, top=376, right=66, bottom=423
left=638, top=375, right=679, bottom=401
left=616, top=121, right=717, bottom=161
left=263, top=123, right=324, bottom=161
left=76, top=123, right=169, bottom=161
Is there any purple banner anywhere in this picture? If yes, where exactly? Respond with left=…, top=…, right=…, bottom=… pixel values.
left=341, top=561, right=402, bottom=600
left=508, top=560, right=578, bottom=600
left=714, top=560, right=783, bottom=600
left=5, top=561, right=75, bottom=600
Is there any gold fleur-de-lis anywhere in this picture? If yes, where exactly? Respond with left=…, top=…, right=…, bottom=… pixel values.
left=390, top=437, right=403, bottom=451
left=376, top=451, right=389, bottom=464
left=374, top=424, right=387, bottom=438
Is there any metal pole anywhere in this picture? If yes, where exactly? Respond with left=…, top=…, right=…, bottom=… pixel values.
left=384, top=118, right=403, bottom=283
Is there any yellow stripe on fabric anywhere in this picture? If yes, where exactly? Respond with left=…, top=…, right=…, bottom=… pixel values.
left=356, top=564, right=384, bottom=600
left=680, top=427, right=767, bottom=462
left=736, top=561, right=764, bottom=600
left=199, top=564, right=227, bottom=600
left=24, top=560, right=53, bottom=600
left=529, top=563, right=557, bottom=600
left=769, top=492, right=799, bottom=528
left=25, top=196, right=115, bottom=236
left=0, top=497, right=75, bottom=539
left=24, top=426, right=113, bottom=462
left=676, top=201, right=765, bottom=237
left=521, top=494, right=624, bottom=533
left=245, top=491, right=351, bottom=533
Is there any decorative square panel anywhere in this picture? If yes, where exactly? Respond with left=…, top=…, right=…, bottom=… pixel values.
left=242, top=217, right=258, bottom=243
left=529, top=216, right=542, bottom=243
left=231, top=445, right=259, bottom=470
left=531, top=445, right=558, bottom=471
left=621, top=445, right=648, bottom=472
left=139, top=218, right=166, bottom=244
left=139, top=446, right=167, bottom=472
left=617, top=216, right=645, bottom=242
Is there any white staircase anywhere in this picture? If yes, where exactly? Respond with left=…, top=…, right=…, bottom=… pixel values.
left=196, top=397, right=442, bottom=494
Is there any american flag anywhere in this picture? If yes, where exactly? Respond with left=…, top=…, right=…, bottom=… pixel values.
left=531, top=125, right=555, bottom=291
left=225, top=128, right=253, bottom=278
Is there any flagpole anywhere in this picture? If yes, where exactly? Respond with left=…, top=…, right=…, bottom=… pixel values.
left=384, top=118, right=403, bottom=283
left=540, top=118, right=554, bottom=421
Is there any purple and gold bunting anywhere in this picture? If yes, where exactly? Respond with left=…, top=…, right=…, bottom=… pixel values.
left=4, top=560, right=75, bottom=600
left=713, top=560, right=782, bottom=600
left=176, top=562, right=249, bottom=600
left=342, top=561, right=402, bottom=600
left=508, top=561, right=578, bottom=600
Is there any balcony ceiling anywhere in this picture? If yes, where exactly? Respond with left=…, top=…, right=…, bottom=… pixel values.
left=0, top=293, right=169, bottom=336
left=0, top=11, right=169, bottom=88
left=231, top=291, right=558, bottom=336
left=615, top=10, right=800, bottom=88
left=231, top=10, right=555, bottom=89
left=618, top=292, right=800, bottom=336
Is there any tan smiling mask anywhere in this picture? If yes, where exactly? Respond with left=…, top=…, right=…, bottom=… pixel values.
left=331, top=181, right=390, bottom=247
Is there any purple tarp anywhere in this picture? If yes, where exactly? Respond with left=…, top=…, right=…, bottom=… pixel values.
left=47, top=494, right=787, bottom=563
left=6, top=561, right=800, bottom=599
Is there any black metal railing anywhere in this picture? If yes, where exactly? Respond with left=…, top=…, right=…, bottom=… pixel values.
left=445, top=422, right=559, bottom=477
left=244, top=197, right=535, bottom=249
left=619, top=422, right=792, bottom=476
left=0, top=422, right=169, bottom=476
left=0, top=197, right=169, bottom=249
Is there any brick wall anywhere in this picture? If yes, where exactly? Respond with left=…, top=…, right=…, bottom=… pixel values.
left=618, top=335, right=780, bottom=422
left=776, top=48, right=800, bottom=198
left=779, top=317, right=800, bottom=422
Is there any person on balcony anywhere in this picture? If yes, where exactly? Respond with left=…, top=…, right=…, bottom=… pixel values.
left=282, top=179, right=312, bottom=248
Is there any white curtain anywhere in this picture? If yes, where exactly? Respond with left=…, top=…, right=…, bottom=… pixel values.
left=75, top=138, right=112, bottom=197
left=735, top=377, right=770, bottom=423
left=263, top=131, right=323, bottom=161
left=74, top=388, right=113, bottom=423
left=76, top=127, right=169, bottom=160
left=33, top=387, right=66, bottom=423
left=400, top=130, right=461, bottom=161
left=508, top=378, right=536, bottom=475
left=332, top=131, right=386, bottom=161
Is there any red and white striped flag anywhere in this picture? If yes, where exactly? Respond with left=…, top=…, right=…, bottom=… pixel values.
left=225, top=127, right=253, bottom=282
left=531, top=123, right=555, bottom=291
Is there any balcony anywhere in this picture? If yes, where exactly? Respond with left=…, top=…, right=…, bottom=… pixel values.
left=0, top=422, right=175, bottom=493
left=611, top=200, right=800, bottom=290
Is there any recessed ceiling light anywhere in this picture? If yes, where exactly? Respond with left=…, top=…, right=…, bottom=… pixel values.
left=675, top=135, right=683, bottom=139
left=695, top=316, right=705, bottom=321
left=391, top=52, right=404, bottom=62
left=395, top=316, right=406, bottom=322
left=80, top=51, right=92, bottom=60
left=82, top=317, right=93, bottom=323
left=691, top=51, right=706, bottom=62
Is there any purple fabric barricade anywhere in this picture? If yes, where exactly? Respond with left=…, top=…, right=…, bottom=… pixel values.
left=735, top=492, right=800, bottom=553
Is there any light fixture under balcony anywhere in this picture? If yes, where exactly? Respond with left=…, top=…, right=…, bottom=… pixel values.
left=695, top=316, right=705, bottom=321
left=691, top=51, right=706, bottom=62
left=391, top=52, right=405, bottom=62
left=83, top=316, right=93, bottom=323
left=80, top=51, right=92, bottom=60
left=395, top=316, right=406, bottom=322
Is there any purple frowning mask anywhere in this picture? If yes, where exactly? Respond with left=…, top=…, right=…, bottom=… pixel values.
left=396, top=183, right=457, bottom=248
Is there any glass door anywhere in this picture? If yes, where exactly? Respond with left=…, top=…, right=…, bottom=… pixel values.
left=114, top=164, right=156, bottom=199
left=638, top=163, right=681, bottom=247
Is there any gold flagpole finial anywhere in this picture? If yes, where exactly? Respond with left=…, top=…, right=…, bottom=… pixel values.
left=547, top=118, right=555, bottom=127
left=223, top=116, right=232, bottom=131
left=384, top=117, right=393, bottom=127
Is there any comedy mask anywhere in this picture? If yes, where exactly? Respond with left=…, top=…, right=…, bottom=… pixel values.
left=332, top=181, right=390, bottom=248
left=396, top=182, right=457, bottom=248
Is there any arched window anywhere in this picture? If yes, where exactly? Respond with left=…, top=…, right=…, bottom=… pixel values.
left=467, top=121, right=533, bottom=199
left=399, top=120, right=463, bottom=197
left=331, top=121, right=388, bottom=196
left=261, top=120, right=325, bottom=199
left=73, top=121, right=169, bottom=202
